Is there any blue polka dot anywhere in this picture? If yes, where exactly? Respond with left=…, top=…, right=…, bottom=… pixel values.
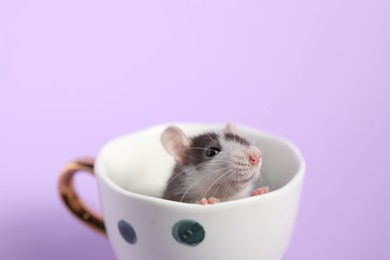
left=172, top=220, right=205, bottom=246
left=118, top=220, right=137, bottom=244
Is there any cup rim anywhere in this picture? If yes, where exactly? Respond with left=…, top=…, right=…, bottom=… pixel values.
left=95, top=122, right=306, bottom=209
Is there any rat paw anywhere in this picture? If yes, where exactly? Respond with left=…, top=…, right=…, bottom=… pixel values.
left=250, top=186, right=269, bottom=196
left=197, top=197, right=220, bottom=205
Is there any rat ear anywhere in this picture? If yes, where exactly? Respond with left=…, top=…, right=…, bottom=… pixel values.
left=161, top=126, right=191, bottom=163
left=224, top=121, right=238, bottom=135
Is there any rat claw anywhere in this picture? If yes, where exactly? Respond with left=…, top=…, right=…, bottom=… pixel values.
left=250, top=186, right=269, bottom=196
left=197, top=197, right=220, bottom=205
left=198, top=198, right=208, bottom=205
left=207, top=197, right=220, bottom=204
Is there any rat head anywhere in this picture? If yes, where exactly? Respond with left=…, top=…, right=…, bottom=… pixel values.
left=161, top=123, right=262, bottom=195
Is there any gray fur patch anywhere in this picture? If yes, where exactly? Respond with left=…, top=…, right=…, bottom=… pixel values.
left=223, top=133, right=250, bottom=146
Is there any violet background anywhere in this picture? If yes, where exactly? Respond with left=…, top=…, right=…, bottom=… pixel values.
left=1, top=0, right=389, bottom=259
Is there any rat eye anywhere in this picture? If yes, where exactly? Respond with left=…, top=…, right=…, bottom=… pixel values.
left=205, top=147, right=220, bottom=157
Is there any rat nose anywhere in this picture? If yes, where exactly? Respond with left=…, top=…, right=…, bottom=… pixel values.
left=248, top=148, right=262, bottom=165
left=249, top=154, right=259, bottom=165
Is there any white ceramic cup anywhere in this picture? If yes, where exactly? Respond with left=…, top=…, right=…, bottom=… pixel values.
left=59, top=123, right=305, bottom=260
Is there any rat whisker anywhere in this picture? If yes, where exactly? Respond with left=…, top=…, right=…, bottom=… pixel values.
left=183, top=160, right=231, bottom=170
left=179, top=173, right=214, bottom=203
left=166, top=162, right=216, bottom=186
left=212, top=169, right=236, bottom=198
left=222, top=174, right=236, bottom=202
left=257, top=144, right=270, bottom=155
left=180, top=166, right=233, bottom=203
left=197, top=169, right=234, bottom=202
left=259, top=170, right=268, bottom=187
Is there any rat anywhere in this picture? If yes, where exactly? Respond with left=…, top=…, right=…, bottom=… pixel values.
left=160, top=122, right=269, bottom=205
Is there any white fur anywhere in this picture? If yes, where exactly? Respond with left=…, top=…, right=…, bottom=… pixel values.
left=179, top=133, right=262, bottom=202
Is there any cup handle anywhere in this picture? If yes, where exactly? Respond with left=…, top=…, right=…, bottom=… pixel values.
left=58, top=157, right=106, bottom=235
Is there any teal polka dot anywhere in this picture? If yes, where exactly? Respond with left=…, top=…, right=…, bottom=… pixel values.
left=172, top=220, right=205, bottom=246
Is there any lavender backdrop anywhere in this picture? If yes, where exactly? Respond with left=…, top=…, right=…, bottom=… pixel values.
left=1, top=0, right=389, bottom=259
